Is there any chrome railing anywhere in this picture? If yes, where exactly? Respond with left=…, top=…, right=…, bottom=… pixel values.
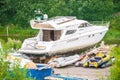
left=90, top=21, right=110, bottom=28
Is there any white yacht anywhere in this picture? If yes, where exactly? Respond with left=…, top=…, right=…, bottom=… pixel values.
left=19, top=15, right=109, bottom=55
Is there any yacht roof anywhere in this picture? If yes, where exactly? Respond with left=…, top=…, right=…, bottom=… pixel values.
left=48, top=16, right=76, bottom=24
left=30, top=16, right=87, bottom=29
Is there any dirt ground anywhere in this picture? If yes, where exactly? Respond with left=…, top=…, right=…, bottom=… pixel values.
left=54, top=65, right=110, bottom=80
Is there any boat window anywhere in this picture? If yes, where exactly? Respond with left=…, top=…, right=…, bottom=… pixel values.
left=88, top=35, right=91, bottom=38
left=85, top=23, right=92, bottom=27
left=92, top=34, right=95, bottom=37
left=66, top=30, right=76, bottom=35
left=78, top=23, right=84, bottom=28
left=78, top=23, right=91, bottom=28
left=43, top=30, right=61, bottom=41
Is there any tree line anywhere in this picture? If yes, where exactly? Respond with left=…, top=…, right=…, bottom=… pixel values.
left=0, top=0, right=119, bottom=27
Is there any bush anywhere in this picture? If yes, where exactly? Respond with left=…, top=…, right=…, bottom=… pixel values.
left=0, top=51, right=31, bottom=80
left=108, top=46, right=120, bottom=80
left=0, top=38, right=22, bottom=51
left=0, top=38, right=6, bottom=49
left=5, top=38, right=22, bottom=50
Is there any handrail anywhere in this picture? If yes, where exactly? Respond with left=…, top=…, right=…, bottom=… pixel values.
left=89, top=21, right=110, bottom=28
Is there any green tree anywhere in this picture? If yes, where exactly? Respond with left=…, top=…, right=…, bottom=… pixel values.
left=78, top=0, right=114, bottom=20
left=113, top=0, right=120, bottom=13
left=0, top=0, right=116, bottom=27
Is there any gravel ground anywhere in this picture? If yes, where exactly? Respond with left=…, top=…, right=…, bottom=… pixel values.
left=54, top=65, right=110, bottom=80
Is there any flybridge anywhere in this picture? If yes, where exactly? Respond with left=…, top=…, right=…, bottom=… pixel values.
left=30, top=16, right=87, bottom=30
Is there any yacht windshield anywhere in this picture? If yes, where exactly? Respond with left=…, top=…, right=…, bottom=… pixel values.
left=78, top=23, right=91, bottom=28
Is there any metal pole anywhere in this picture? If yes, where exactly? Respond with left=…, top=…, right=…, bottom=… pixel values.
left=7, top=26, right=9, bottom=36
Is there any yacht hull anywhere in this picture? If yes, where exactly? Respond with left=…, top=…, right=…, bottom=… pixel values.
left=19, top=29, right=108, bottom=55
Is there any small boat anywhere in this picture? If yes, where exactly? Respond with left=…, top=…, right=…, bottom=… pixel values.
left=83, top=53, right=110, bottom=68
left=100, top=57, right=114, bottom=68
left=48, top=54, right=80, bottom=68
left=19, top=10, right=109, bottom=55
left=75, top=42, right=115, bottom=67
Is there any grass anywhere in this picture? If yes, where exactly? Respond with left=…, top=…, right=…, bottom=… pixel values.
left=103, top=15, right=120, bottom=45
left=103, top=29, right=120, bottom=44
left=0, top=24, right=38, bottom=41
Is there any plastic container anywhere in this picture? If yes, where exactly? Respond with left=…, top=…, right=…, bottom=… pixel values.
left=27, top=64, right=53, bottom=80
left=45, top=74, right=88, bottom=80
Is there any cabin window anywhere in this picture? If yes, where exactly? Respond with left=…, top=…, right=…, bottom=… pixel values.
left=88, top=35, right=91, bottom=38
left=78, top=24, right=84, bottom=28
left=66, top=30, right=76, bottom=35
left=100, top=32, right=102, bottom=34
left=43, top=30, right=61, bottom=41
left=78, top=23, right=91, bottom=28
